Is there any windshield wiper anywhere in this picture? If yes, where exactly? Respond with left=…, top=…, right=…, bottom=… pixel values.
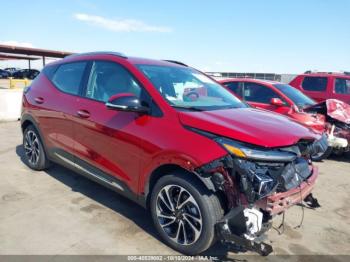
left=170, top=105, right=204, bottom=111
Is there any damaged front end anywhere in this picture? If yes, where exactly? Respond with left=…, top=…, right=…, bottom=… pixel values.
left=304, top=99, right=350, bottom=153
left=195, top=136, right=321, bottom=256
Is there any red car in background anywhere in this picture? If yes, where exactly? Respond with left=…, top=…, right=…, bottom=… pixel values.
left=289, top=71, right=350, bottom=104
left=219, top=78, right=349, bottom=159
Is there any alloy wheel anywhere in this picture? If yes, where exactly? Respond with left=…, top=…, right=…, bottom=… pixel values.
left=156, top=184, right=202, bottom=246
left=24, top=130, right=40, bottom=166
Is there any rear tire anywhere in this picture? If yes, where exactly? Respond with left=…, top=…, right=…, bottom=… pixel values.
left=150, top=172, right=224, bottom=255
left=23, top=125, right=50, bottom=170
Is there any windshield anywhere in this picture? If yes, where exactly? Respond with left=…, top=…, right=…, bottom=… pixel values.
left=274, top=84, right=315, bottom=108
left=137, top=64, right=247, bottom=111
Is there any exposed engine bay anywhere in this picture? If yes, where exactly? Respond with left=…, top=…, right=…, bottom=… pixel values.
left=304, top=99, right=350, bottom=154
left=195, top=136, right=323, bottom=256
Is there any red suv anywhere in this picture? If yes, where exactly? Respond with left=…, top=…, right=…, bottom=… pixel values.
left=289, top=71, right=350, bottom=104
left=21, top=52, right=323, bottom=255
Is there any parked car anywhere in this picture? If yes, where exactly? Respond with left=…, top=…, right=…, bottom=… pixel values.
left=21, top=52, right=325, bottom=255
left=0, top=69, right=11, bottom=79
left=219, top=78, right=349, bottom=159
left=4, top=67, right=21, bottom=75
left=12, top=69, right=40, bottom=80
left=304, top=99, right=350, bottom=156
left=289, top=71, right=350, bottom=104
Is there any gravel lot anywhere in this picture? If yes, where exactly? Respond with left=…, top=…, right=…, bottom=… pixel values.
left=0, top=121, right=349, bottom=260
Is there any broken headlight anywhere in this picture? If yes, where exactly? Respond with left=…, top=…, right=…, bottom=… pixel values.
left=234, top=159, right=280, bottom=200
left=215, top=137, right=307, bottom=202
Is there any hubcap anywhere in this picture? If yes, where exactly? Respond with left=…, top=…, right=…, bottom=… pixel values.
left=24, top=130, right=40, bottom=165
left=156, top=185, right=202, bottom=246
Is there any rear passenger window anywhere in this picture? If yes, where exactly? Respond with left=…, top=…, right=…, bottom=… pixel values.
left=51, top=62, right=87, bottom=95
left=224, top=82, right=242, bottom=97
left=335, top=78, right=350, bottom=94
left=302, top=77, right=327, bottom=92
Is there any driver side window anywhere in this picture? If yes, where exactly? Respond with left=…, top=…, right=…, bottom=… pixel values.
left=243, top=83, right=282, bottom=104
left=85, top=61, right=141, bottom=102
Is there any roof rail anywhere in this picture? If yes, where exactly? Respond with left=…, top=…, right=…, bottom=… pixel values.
left=304, top=70, right=350, bottom=75
left=304, top=70, right=333, bottom=74
left=67, top=51, right=127, bottom=59
left=163, top=60, right=188, bottom=67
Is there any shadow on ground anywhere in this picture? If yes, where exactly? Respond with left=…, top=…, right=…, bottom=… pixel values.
left=15, top=144, right=233, bottom=259
left=328, top=151, right=350, bottom=163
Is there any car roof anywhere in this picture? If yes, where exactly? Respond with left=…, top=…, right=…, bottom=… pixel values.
left=219, top=78, right=281, bottom=86
left=54, top=52, right=187, bottom=68
left=300, top=72, right=350, bottom=78
left=128, top=57, right=186, bottom=67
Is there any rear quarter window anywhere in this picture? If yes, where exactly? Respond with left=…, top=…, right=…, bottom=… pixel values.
left=302, top=77, right=328, bottom=92
left=50, top=62, right=87, bottom=95
left=335, top=78, right=350, bottom=94
left=43, top=65, right=58, bottom=79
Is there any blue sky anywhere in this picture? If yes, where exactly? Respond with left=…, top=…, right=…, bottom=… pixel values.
left=1, top=0, right=349, bottom=73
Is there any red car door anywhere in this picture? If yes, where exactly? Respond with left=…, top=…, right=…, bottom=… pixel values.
left=71, top=60, right=149, bottom=194
left=240, top=82, right=290, bottom=114
left=29, top=62, right=88, bottom=156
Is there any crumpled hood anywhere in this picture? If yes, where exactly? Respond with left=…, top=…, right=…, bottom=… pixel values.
left=179, top=108, right=321, bottom=148
left=305, top=99, right=350, bottom=124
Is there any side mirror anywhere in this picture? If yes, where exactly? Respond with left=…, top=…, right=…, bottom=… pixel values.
left=270, top=98, right=285, bottom=107
left=106, top=93, right=149, bottom=114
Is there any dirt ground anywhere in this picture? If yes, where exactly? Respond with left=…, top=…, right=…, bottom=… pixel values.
left=0, top=121, right=349, bottom=260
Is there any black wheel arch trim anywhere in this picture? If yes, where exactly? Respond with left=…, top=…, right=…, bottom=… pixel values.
left=143, top=163, right=219, bottom=209
left=21, top=114, right=49, bottom=155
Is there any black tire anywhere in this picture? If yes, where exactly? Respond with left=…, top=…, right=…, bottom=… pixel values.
left=311, top=146, right=333, bottom=161
left=23, top=125, right=50, bottom=170
left=150, top=172, right=224, bottom=255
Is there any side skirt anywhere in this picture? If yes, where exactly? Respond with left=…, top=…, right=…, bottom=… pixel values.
left=49, top=148, right=147, bottom=208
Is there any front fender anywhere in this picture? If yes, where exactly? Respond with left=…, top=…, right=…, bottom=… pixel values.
left=139, top=150, right=225, bottom=199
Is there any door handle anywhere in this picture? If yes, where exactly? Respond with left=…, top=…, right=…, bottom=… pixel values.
left=77, top=110, right=90, bottom=118
left=34, top=97, right=44, bottom=104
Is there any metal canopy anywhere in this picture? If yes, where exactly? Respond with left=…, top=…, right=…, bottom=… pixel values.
left=0, top=45, right=73, bottom=58
left=0, top=54, right=40, bottom=60
left=0, top=45, right=73, bottom=67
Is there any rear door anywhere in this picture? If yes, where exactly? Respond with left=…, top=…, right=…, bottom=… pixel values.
left=31, top=61, right=88, bottom=157
left=299, top=76, right=329, bottom=102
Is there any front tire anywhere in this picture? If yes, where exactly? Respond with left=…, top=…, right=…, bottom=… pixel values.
left=23, top=125, right=50, bottom=170
left=311, top=146, right=333, bottom=161
left=150, top=173, right=224, bottom=255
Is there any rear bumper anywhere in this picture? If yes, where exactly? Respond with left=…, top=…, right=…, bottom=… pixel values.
left=256, top=166, right=318, bottom=215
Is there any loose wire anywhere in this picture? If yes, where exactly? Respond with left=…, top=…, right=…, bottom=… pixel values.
left=294, top=185, right=305, bottom=229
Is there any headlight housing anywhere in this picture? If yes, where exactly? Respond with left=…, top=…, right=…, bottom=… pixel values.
left=215, top=137, right=298, bottom=162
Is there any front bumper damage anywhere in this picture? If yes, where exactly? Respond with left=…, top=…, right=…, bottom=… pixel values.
left=196, top=146, right=320, bottom=256
left=256, top=166, right=318, bottom=215
left=216, top=206, right=273, bottom=256
left=215, top=169, right=318, bottom=256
